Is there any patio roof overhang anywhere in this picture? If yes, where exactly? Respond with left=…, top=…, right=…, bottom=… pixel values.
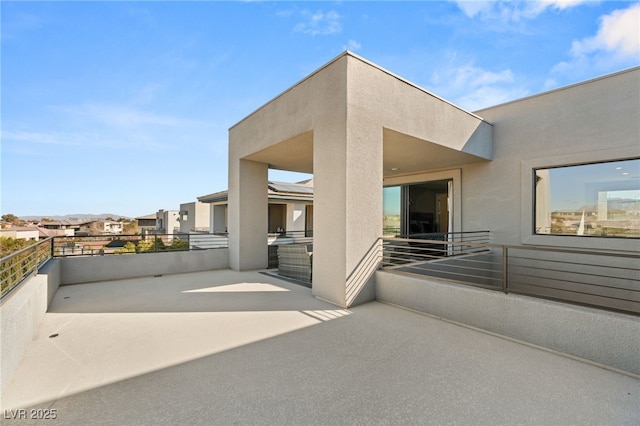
left=241, top=125, right=492, bottom=179
left=243, top=130, right=314, bottom=174
left=382, top=127, right=492, bottom=178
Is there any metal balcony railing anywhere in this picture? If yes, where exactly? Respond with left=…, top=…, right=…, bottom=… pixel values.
left=1, top=237, right=53, bottom=301
left=380, top=234, right=640, bottom=315
left=51, top=233, right=229, bottom=257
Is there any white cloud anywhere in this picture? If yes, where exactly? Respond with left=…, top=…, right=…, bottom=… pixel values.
left=54, top=103, right=200, bottom=128
left=551, top=3, right=640, bottom=78
left=343, top=39, right=361, bottom=51
left=450, top=64, right=515, bottom=89
left=2, top=130, right=66, bottom=146
left=1, top=129, right=138, bottom=149
left=294, top=10, right=342, bottom=36
left=538, top=0, right=590, bottom=10
left=452, top=0, right=591, bottom=21
left=430, top=62, right=529, bottom=110
left=2, top=103, right=212, bottom=153
left=453, top=1, right=494, bottom=18
left=571, top=3, right=640, bottom=58
left=457, top=85, right=530, bottom=111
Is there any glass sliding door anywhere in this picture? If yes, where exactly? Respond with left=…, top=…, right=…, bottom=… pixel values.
left=383, top=179, right=452, bottom=237
left=305, top=205, right=314, bottom=237
left=383, top=186, right=402, bottom=236
left=268, top=204, right=286, bottom=233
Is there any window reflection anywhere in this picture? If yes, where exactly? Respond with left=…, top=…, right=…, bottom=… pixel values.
left=535, top=159, right=640, bottom=238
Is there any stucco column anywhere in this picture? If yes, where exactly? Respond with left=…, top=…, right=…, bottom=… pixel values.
left=312, top=123, right=383, bottom=307
left=228, top=158, right=268, bottom=270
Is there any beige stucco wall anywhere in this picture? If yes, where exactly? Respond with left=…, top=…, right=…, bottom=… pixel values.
left=1, top=259, right=60, bottom=395
left=347, top=55, right=493, bottom=161
left=466, top=67, right=640, bottom=251
left=228, top=160, right=269, bottom=271
left=229, top=52, right=491, bottom=307
left=60, top=249, right=229, bottom=285
left=285, top=202, right=311, bottom=233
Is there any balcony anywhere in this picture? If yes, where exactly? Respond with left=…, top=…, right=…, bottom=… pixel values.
left=1, top=234, right=639, bottom=424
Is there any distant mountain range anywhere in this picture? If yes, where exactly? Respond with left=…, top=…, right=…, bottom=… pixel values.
left=19, top=214, right=132, bottom=222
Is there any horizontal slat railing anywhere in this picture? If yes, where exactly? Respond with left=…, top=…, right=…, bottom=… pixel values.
left=382, top=236, right=504, bottom=290
left=381, top=234, right=640, bottom=315
left=504, top=246, right=640, bottom=315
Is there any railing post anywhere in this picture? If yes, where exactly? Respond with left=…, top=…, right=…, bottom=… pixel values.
left=51, top=237, right=55, bottom=258
left=502, top=246, right=508, bottom=293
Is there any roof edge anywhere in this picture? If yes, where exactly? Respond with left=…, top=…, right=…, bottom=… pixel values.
left=344, top=51, right=489, bottom=123
left=230, top=51, right=351, bottom=131
left=230, top=51, right=491, bottom=130
left=474, top=66, right=640, bottom=113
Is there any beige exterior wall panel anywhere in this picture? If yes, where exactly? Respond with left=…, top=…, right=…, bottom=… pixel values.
left=313, top=125, right=348, bottom=305
left=228, top=159, right=268, bottom=270
left=346, top=56, right=492, bottom=160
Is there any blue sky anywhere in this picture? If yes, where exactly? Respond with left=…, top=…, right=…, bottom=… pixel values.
left=2, top=1, right=639, bottom=218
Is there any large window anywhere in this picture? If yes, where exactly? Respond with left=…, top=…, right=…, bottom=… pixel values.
left=534, top=159, right=640, bottom=238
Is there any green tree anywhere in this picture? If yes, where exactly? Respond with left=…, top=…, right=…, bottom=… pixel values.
left=114, top=241, right=136, bottom=255
left=2, top=214, right=20, bottom=223
left=169, top=237, right=189, bottom=251
left=122, top=219, right=139, bottom=235
left=0, top=238, right=38, bottom=298
left=136, top=239, right=154, bottom=252
left=153, top=237, right=166, bottom=251
left=0, top=237, right=35, bottom=257
left=136, top=237, right=166, bottom=252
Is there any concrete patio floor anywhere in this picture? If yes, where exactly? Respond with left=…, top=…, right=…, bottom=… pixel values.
left=2, top=269, right=639, bottom=425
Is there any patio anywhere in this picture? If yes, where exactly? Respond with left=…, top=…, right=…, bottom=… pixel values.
left=2, top=269, right=639, bottom=425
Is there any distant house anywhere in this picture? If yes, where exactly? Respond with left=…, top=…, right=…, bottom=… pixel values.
left=39, top=220, right=76, bottom=236
left=178, top=201, right=211, bottom=233
left=0, top=224, right=72, bottom=241
left=198, top=180, right=314, bottom=236
left=0, top=227, right=40, bottom=241
left=135, top=214, right=157, bottom=235
left=77, top=220, right=123, bottom=236
left=39, top=221, right=68, bottom=230
left=155, top=209, right=179, bottom=235
left=37, top=227, right=71, bottom=239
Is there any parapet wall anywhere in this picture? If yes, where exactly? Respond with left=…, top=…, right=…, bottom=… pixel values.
left=1, top=259, right=61, bottom=396
left=60, top=249, right=229, bottom=285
